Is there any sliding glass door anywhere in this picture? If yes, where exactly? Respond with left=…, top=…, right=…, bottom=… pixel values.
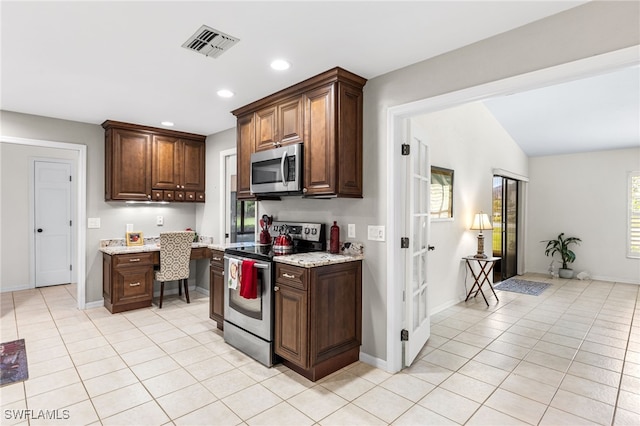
left=492, top=176, right=518, bottom=281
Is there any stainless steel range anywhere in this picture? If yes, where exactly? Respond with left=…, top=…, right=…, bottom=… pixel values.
left=223, top=221, right=326, bottom=366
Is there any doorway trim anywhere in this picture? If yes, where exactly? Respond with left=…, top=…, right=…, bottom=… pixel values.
left=219, top=148, right=237, bottom=244
left=386, top=46, right=639, bottom=373
left=1, top=136, right=86, bottom=309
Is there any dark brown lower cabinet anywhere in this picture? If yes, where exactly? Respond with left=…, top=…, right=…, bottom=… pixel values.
left=274, top=260, right=362, bottom=381
left=103, top=252, right=154, bottom=313
left=209, top=250, right=225, bottom=330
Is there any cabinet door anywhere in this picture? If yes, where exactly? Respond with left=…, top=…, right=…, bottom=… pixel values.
left=336, top=83, right=364, bottom=197
left=303, top=84, right=336, bottom=196
left=278, top=96, right=303, bottom=145
left=209, top=265, right=225, bottom=329
left=109, top=129, right=152, bottom=200
left=310, top=262, right=362, bottom=365
left=236, top=113, right=255, bottom=199
left=274, top=284, right=308, bottom=368
left=151, top=135, right=181, bottom=190
left=255, top=105, right=277, bottom=152
left=113, top=265, right=153, bottom=306
left=182, top=139, right=205, bottom=192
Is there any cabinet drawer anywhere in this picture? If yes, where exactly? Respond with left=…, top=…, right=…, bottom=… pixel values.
left=210, top=250, right=224, bottom=268
left=276, top=264, right=307, bottom=290
left=113, top=252, right=155, bottom=268
left=121, top=272, right=150, bottom=298
left=185, top=191, right=196, bottom=201
left=196, top=192, right=206, bottom=202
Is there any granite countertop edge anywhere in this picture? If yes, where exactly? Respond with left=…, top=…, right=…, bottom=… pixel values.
left=274, top=253, right=364, bottom=268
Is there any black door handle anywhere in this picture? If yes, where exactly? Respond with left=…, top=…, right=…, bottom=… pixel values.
left=37, top=228, right=43, bottom=233
left=428, top=245, right=435, bottom=251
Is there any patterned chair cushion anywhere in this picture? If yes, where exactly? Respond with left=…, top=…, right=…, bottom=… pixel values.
left=155, top=231, right=194, bottom=282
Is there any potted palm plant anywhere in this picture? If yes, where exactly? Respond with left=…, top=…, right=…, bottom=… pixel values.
left=542, top=233, right=582, bottom=278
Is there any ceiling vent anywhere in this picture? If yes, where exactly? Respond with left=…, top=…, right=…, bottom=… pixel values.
left=182, top=25, right=239, bottom=59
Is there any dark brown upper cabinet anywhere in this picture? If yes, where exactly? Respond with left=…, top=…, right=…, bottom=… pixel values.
left=103, top=120, right=206, bottom=202
left=232, top=67, right=366, bottom=199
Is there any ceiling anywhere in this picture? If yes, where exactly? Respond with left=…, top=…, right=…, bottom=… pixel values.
left=2, top=1, right=637, bottom=156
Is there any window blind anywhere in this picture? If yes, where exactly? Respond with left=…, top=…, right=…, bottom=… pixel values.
left=629, top=171, right=640, bottom=258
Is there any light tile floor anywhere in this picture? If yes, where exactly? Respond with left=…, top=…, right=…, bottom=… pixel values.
left=1, top=273, right=638, bottom=425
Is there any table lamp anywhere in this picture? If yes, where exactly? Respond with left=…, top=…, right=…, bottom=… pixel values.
left=471, top=212, right=492, bottom=258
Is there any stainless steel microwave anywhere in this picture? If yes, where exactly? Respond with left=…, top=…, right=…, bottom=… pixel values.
left=250, top=143, right=303, bottom=195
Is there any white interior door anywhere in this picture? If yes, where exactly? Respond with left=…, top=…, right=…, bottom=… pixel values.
left=225, top=153, right=237, bottom=244
left=34, top=160, right=72, bottom=287
left=403, top=120, right=431, bottom=367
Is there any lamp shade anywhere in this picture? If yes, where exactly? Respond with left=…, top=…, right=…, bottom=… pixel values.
left=470, top=213, right=492, bottom=231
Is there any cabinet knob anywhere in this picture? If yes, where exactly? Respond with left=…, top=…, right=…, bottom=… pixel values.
left=274, top=286, right=280, bottom=292
left=176, top=185, right=180, bottom=188
left=181, top=185, right=185, bottom=189
left=147, top=195, right=151, bottom=199
left=302, top=188, right=308, bottom=193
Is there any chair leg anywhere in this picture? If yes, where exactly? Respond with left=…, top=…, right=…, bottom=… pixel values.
left=178, top=280, right=182, bottom=296
left=159, top=282, right=164, bottom=309
left=183, top=279, right=190, bottom=304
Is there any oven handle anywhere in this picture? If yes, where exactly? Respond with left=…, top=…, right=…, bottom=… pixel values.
left=224, top=255, right=270, bottom=269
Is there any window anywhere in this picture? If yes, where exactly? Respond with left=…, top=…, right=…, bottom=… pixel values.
left=232, top=199, right=256, bottom=243
left=430, top=166, right=454, bottom=219
left=629, top=171, right=640, bottom=258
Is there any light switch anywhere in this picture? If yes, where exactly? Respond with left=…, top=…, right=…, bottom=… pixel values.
left=87, top=218, right=101, bottom=229
left=348, top=224, right=356, bottom=238
left=156, top=216, right=164, bottom=226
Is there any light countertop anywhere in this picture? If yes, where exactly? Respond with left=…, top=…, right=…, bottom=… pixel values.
left=274, top=251, right=364, bottom=268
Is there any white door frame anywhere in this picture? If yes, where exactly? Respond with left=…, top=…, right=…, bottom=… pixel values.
left=386, top=46, right=639, bottom=373
left=219, top=148, right=237, bottom=244
left=1, top=136, right=86, bottom=309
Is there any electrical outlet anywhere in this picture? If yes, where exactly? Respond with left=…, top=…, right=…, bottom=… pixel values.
left=156, top=216, right=164, bottom=226
left=348, top=224, right=356, bottom=238
left=367, top=225, right=385, bottom=241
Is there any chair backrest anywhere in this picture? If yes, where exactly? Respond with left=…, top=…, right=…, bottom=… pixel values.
left=158, top=231, right=194, bottom=281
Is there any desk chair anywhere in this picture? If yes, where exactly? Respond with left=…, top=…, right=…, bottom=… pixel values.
left=156, top=231, right=194, bottom=308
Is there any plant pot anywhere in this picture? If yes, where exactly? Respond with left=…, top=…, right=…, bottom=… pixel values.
left=559, top=268, right=573, bottom=279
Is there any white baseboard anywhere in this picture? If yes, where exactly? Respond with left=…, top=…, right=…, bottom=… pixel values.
left=359, top=351, right=388, bottom=372
left=0, top=284, right=31, bottom=293
left=84, top=299, right=104, bottom=309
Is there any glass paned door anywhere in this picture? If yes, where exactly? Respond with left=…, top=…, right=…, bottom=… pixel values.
left=492, top=176, right=518, bottom=281
left=403, top=120, right=431, bottom=368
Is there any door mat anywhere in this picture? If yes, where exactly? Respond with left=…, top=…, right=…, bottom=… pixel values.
left=494, top=278, right=551, bottom=296
left=1, top=339, right=28, bottom=386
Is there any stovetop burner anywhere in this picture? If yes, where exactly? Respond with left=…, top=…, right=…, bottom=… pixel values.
left=225, top=221, right=326, bottom=261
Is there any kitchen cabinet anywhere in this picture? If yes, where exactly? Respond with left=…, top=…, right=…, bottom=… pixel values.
left=103, top=120, right=206, bottom=202
left=103, top=252, right=154, bottom=313
left=254, top=96, right=303, bottom=152
left=274, top=260, right=362, bottom=381
left=236, top=113, right=255, bottom=200
left=209, top=250, right=225, bottom=330
left=232, top=67, right=366, bottom=198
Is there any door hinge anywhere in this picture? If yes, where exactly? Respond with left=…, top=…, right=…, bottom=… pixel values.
left=401, top=144, right=410, bottom=156
left=70, top=220, right=72, bottom=226
left=69, top=175, right=72, bottom=182
left=401, top=329, right=409, bottom=341
left=70, top=265, right=72, bottom=271
left=401, top=237, right=409, bottom=248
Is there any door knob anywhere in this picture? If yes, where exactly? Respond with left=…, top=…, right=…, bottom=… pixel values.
left=37, top=228, right=43, bottom=233
left=428, top=245, right=435, bottom=251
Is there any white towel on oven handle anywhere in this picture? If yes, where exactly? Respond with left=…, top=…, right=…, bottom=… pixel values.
left=228, top=258, right=240, bottom=290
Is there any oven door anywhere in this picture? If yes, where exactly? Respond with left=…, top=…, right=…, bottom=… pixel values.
left=223, top=254, right=273, bottom=341
left=250, top=143, right=302, bottom=194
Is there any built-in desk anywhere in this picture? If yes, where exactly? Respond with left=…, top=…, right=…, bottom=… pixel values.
left=102, top=245, right=211, bottom=313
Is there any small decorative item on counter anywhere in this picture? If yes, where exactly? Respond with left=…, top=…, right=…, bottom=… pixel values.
left=259, top=214, right=272, bottom=245
left=330, top=221, right=340, bottom=254
left=185, top=228, right=198, bottom=242
left=126, top=231, right=144, bottom=246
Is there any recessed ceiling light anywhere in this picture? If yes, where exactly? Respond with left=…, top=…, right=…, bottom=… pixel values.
left=217, top=89, right=234, bottom=98
left=161, top=121, right=174, bottom=127
left=270, top=59, right=290, bottom=71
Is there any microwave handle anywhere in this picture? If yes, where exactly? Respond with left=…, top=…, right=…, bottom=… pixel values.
left=280, top=151, right=288, bottom=187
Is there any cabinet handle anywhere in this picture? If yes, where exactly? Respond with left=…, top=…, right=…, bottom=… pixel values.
left=274, top=286, right=280, bottom=292
left=212, top=257, right=222, bottom=261
left=129, top=258, right=141, bottom=262
left=283, top=273, right=295, bottom=279
left=129, top=282, right=141, bottom=287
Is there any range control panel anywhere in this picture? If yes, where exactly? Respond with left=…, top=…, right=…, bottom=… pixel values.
left=270, top=221, right=325, bottom=242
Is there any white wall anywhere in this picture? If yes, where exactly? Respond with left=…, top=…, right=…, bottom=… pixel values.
left=527, top=148, right=640, bottom=283
left=413, top=102, right=528, bottom=312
